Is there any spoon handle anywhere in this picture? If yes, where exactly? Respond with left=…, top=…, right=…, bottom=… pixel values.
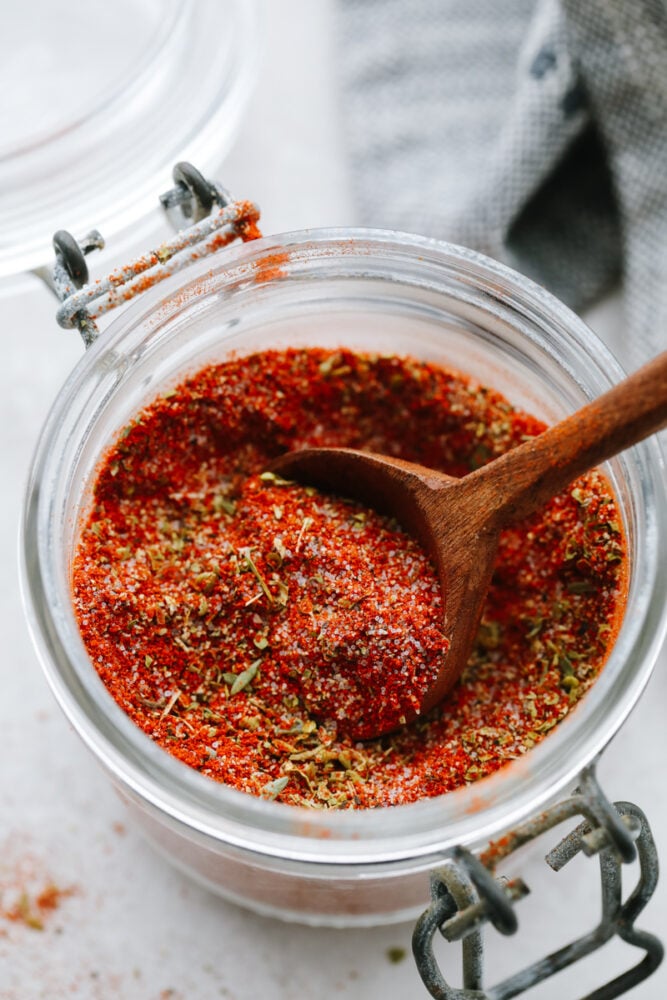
left=470, top=350, right=667, bottom=527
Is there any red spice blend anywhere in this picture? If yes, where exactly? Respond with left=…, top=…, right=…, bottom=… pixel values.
left=72, top=348, right=626, bottom=808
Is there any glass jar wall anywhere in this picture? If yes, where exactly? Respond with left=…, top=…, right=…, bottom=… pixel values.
left=21, top=230, right=667, bottom=924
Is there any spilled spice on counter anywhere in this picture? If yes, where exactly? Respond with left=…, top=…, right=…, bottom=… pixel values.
left=386, top=946, right=407, bottom=964
left=72, top=348, right=626, bottom=808
left=0, top=841, right=77, bottom=932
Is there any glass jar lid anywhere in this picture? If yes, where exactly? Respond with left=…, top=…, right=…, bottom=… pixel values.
left=0, top=0, right=259, bottom=279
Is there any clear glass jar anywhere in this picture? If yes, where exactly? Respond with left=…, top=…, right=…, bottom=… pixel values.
left=20, top=229, right=667, bottom=927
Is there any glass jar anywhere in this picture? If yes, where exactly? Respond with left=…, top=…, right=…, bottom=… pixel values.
left=20, top=229, right=667, bottom=928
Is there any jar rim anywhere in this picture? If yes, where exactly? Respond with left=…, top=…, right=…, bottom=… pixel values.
left=21, top=228, right=667, bottom=864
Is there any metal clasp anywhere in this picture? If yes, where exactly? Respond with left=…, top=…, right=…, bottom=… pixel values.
left=48, top=162, right=260, bottom=348
left=413, top=763, right=662, bottom=999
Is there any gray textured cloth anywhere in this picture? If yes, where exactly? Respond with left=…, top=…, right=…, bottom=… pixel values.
left=337, top=0, right=667, bottom=366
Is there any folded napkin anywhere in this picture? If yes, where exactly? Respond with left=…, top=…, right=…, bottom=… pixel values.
left=336, top=0, right=667, bottom=366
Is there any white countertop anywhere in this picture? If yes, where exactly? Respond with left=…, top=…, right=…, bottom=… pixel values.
left=1, top=3, right=665, bottom=997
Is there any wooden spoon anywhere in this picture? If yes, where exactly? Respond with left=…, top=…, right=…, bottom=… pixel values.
left=272, top=351, right=667, bottom=738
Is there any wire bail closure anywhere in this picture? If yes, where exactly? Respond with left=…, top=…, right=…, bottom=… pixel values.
left=413, top=762, right=662, bottom=999
left=50, top=162, right=260, bottom=348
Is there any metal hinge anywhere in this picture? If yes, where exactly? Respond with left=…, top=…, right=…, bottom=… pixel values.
left=413, top=763, right=662, bottom=999
left=48, top=162, right=260, bottom=348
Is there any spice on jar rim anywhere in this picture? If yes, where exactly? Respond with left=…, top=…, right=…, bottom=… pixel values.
left=72, top=347, right=627, bottom=808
